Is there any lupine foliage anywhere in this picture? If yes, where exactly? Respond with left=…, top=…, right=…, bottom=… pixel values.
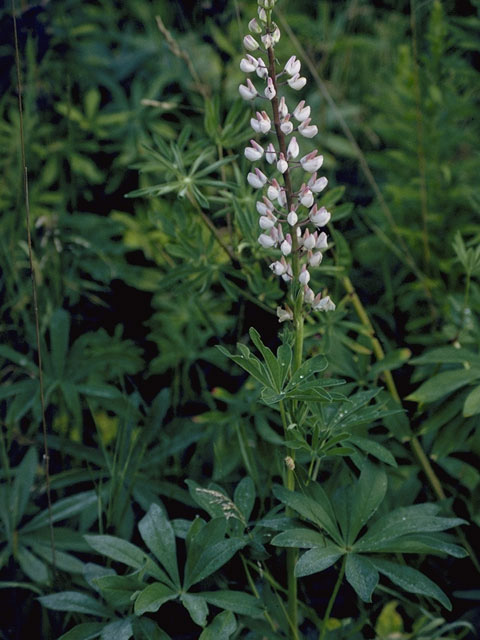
left=1, top=0, right=480, bottom=638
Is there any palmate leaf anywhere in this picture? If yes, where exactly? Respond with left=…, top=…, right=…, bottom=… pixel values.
left=406, top=367, right=480, bottom=404
left=57, top=622, right=104, bottom=640
left=369, top=558, right=452, bottom=610
left=84, top=535, right=170, bottom=584
left=294, top=545, right=344, bottom=577
left=39, top=591, right=111, bottom=617
left=345, top=554, right=378, bottom=603
left=199, top=611, right=236, bottom=640
left=134, top=583, right=177, bottom=615
left=272, top=485, right=342, bottom=544
left=138, top=504, right=180, bottom=587
left=354, top=504, right=466, bottom=552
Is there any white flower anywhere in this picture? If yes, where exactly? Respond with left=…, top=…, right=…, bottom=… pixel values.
left=248, top=168, right=268, bottom=189
left=277, top=306, right=293, bottom=323
left=271, top=25, right=281, bottom=44
left=258, top=233, right=276, bottom=248
left=244, top=140, right=264, bottom=161
left=304, top=286, right=315, bottom=304
left=308, top=174, right=328, bottom=193
left=312, top=295, right=336, bottom=311
left=270, top=258, right=288, bottom=276
left=259, top=212, right=277, bottom=229
left=277, top=153, right=288, bottom=174
left=300, top=151, right=323, bottom=173
left=265, top=143, right=277, bottom=164
left=282, top=262, right=293, bottom=281
left=299, top=264, right=310, bottom=285
left=250, top=110, right=271, bottom=134
left=287, top=73, right=307, bottom=90
left=258, top=7, right=267, bottom=22
left=287, top=136, right=299, bottom=159
left=278, top=96, right=288, bottom=119
left=240, top=54, right=258, bottom=73
left=277, top=189, right=287, bottom=207
left=267, top=178, right=281, bottom=201
left=302, top=229, right=316, bottom=251
left=308, top=250, right=323, bottom=267
left=316, top=231, right=328, bottom=250
left=287, top=209, right=298, bottom=226
left=293, top=100, right=311, bottom=122
left=243, top=35, right=259, bottom=51
left=310, top=205, right=331, bottom=227
left=265, top=77, right=276, bottom=100
left=239, top=78, right=257, bottom=100
left=299, top=187, right=314, bottom=208
left=298, top=118, right=318, bottom=138
left=281, top=234, right=292, bottom=256
left=248, top=18, right=262, bottom=34
left=284, top=55, right=301, bottom=76
left=280, top=116, right=293, bottom=135
left=256, top=197, right=273, bottom=215
left=262, top=33, right=273, bottom=49
left=256, top=59, right=268, bottom=79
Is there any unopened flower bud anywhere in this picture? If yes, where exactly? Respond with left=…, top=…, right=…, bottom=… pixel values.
left=258, top=7, right=267, bottom=21
left=285, top=455, right=295, bottom=470
left=287, top=208, right=298, bottom=226
left=303, top=228, right=316, bottom=251
left=278, top=96, right=289, bottom=119
left=287, top=136, right=299, bottom=159
left=299, top=264, right=310, bottom=285
left=244, top=35, right=260, bottom=51
left=277, top=153, right=288, bottom=174
left=308, top=251, right=323, bottom=267
left=316, top=232, right=328, bottom=250
left=272, top=26, right=281, bottom=43
left=299, top=187, right=314, bottom=208
left=304, top=286, right=315, bottom=304
left=287, top=73, right=307, bottom=90
left=281, top=234, right=292, bottom=256
left=248, top=18, right=262, bottom=34
left=265, top=77, right=276, bottom=100
left=280, top=115, right=293, bottom=135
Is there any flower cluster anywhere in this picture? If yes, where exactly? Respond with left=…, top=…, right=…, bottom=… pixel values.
left=239, top=0, right=335, bottom=321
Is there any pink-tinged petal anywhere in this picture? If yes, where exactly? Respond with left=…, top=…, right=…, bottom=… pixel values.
left=243, top=35, right=259, bottom=51
left=287, top=136, right=299, bottom=159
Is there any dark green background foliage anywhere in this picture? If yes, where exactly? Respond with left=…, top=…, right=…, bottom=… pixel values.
left=1, top=0, right=480, bottom=638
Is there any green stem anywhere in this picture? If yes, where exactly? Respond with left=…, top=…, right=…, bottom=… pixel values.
left=319, top=556, right=345, bottom=640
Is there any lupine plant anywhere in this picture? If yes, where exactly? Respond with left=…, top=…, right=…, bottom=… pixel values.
left=6, top=1, right=478, bottom=639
